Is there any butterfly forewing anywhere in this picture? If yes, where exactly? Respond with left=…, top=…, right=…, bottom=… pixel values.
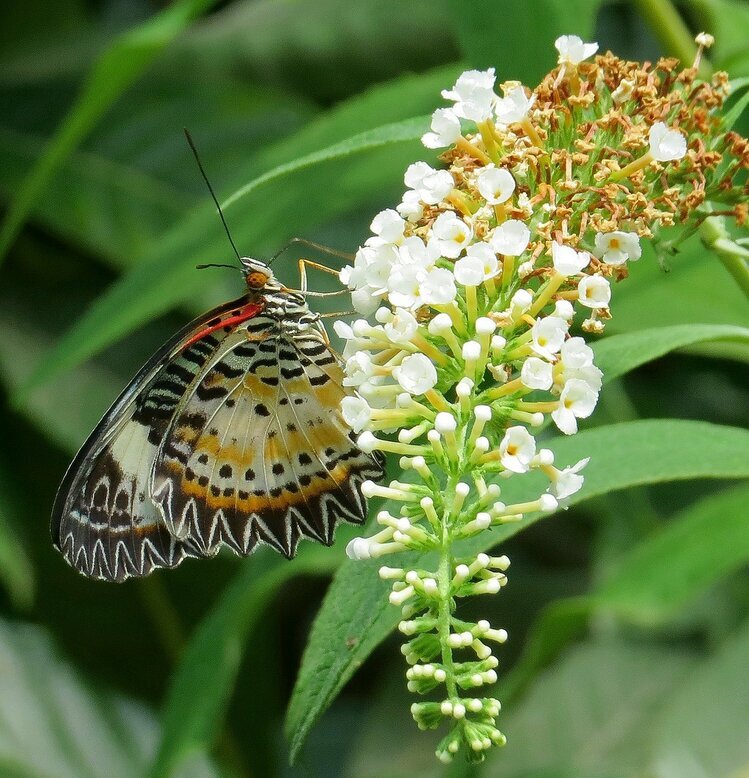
left=52, top=290, right=383, bottom=582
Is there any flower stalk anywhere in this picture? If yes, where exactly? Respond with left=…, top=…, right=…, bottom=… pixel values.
left=336, top=33, right=748, bottom=763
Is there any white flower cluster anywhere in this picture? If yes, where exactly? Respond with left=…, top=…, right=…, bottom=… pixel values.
left=335, top=34, right=691, bottom=763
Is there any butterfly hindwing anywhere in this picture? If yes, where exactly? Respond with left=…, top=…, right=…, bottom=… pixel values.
left=51, top=299, right=253, bottom=581
left=151, top=321, right=383, bottom=560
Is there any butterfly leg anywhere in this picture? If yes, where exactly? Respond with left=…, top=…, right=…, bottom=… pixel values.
left=297, top=258, right=345, bottom=294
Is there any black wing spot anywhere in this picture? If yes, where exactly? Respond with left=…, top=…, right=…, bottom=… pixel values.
left=255, top=403, right=270, bottom=417
left=298, top=453, right=312, bottom=466
left=272, top=463, right=285, bottom=475
left=244, top=468, right=256, bottom=481
left=219, top=464, right=233, bottom=478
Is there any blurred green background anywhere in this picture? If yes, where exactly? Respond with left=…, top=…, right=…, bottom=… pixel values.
left=1, top=1, right=748, bottom=776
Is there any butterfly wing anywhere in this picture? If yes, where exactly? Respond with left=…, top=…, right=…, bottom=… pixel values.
left=51, top=296, right=261, bottom=582
left=151, top=320, right=384, bottom=559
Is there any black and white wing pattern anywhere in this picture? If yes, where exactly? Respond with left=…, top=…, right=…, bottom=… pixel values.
left=52, top=297, right=383, bottom=582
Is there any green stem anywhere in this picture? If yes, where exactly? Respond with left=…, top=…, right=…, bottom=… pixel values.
left=632, top=0, right=708, bottom=76
left=699, top=216, right=749, bottom=301
left=438, top=475, right=460, bottom=701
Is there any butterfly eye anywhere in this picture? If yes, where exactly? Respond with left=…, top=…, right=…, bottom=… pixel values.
left=246, top=271, right=269, bottom=289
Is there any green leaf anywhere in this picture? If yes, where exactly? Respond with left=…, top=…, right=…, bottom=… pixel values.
left=720, top=78, right=749, bottom=132
left=490, top=639, right=697, bottom=777
left=610, top=241, right=749, bottom=333
left=593, top=323, right=749, bottom=380
left=285, top=419, right=749, bottom=761
left=223, top=116, right=429, bottom=210
left=448, top=0, right=602, bottom=83
left=0, top=0, right=219, bottom=264
left=0, top=81, right=314, bottom=266
left=651, top=616, right=749, bottom=778
left=502, top=481, right=749, bottom=699
left=0, top=617, right=217, bottom=777
left=595, top=481, right=749, bottom=622
left=16, top=114, right=431, bottom=401
left=149, top=545, right=341, bottom=778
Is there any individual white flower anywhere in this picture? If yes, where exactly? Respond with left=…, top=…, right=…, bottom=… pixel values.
left=398, top=235, right=439, bottom=269
left=388, top=263, right=427, bottom=309
left=499, top=426, right=537, bottom=473
left=430, top=211, right=473, bottom=258
left=393, top=353, right=438, bottom=395
left=552, top=379, right=599, bottom=435
left=558, top=337, right=602, bottom=391
left=404, top=162, right=454, bottom=205
left=344, top=352, right=375, bottom=386
left=554, top=299, right=575, bottom=321
left=420, top=267, right=457, bottom=305
left=578, top=274, right=611, bottom=309
left=441, top=68, right=497, bottom=122
left=453, top=255, right=484, bottom=287
left=509, top=288, right=533, bottom=319
left=465, top=242, right=500, bottom=279
left=356, top=242, right=400, bottom=294
left=550, top=457, right=590, bottom=499
left=494, top=85, right=535, bottom=124
left=333, top=320, right=364, bottom=359
left=351, top=288, right=380, bottom=315
left=551, top=240, right=590, bottom=276
left=531, top=316, right=569, bottom=360
left=560, top=337, right=594, bottom=369
left=476, top=165, right=516, bottom=205
left=397, top=189, right=424, bottom=222
left=341, top=396, right=372, bottom=433
left=648, top=122, right=687, bottom=162
left=489, top=219, right=530, bottom=256
left=594, top=231, right=642, bottom=265
left=554, top=35, right=598, bottom=66
left=422, top=107, right=462, bottom=149
left=384, top=307, right=419, bottom=343
left=520, top=357, right=553, bottom=390
left=370, top=209, right=406, bottom=244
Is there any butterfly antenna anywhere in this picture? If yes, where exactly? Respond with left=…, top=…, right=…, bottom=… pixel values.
left=268, top=237, right=354, bottom=267
left=183, top=128, right=241, bottom=263
left=195, top=263, right=238, bottom=271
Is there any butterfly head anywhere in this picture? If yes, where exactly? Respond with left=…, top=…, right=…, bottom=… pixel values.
left=240, top=257, right=279, bottom=292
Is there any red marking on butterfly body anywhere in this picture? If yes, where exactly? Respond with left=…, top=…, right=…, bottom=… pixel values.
left=182, top=301, right=265, bottom=350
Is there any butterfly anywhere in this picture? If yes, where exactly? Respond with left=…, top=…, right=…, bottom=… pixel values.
left=51, top=257, right=384, bottom=582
